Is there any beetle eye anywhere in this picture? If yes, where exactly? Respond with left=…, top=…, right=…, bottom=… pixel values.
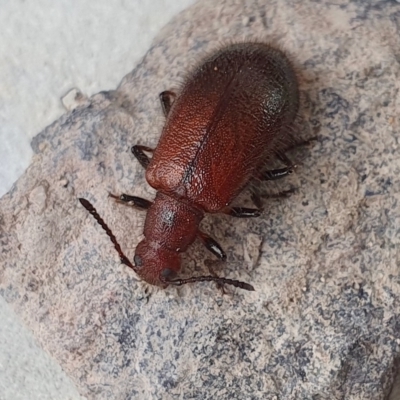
left=134, top=255, right=143, bottom=268
left=160, top=268, right=177, bottom=280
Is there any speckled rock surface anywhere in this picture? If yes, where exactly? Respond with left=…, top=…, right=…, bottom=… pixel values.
left=1, top=0, right=400, bottom=399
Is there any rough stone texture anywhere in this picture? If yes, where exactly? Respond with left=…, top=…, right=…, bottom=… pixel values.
left=1, top=0, right=400, bottom=399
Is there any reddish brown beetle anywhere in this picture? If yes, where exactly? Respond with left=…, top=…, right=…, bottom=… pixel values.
left=80, top=42, right=300, bottom=291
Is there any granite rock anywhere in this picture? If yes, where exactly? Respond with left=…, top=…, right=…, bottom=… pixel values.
left=1, top=0, right=400, bottom=399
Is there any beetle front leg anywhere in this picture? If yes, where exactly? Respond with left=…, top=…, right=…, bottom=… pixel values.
left=197, top=230, right=227, bottom=260
left=109, top=193, right=152, bottom=210
left=131, top=145, right=154, bottom=169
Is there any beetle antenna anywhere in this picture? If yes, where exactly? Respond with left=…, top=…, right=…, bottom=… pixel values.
left=79, top=198, right=136, bottom=271
left=163, top=275, right=255, bottom=291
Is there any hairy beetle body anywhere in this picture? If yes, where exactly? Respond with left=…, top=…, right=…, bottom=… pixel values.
left=147, top=43, right=299, bottom=211
left=80, top=42, right=300, bottom=291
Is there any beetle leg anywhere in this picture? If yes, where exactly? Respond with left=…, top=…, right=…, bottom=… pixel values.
left=261, top=165, right=295, bottom=181
left=159, top=90, right=177, bottom=116
left=197, top=230, right=227, bottom=260
left=262, top=136, right=319, bottom=180
left=222, top=207, right=262, bottom=218
left=131, top=145, right=154, bottom=169
left=109, top=193, right=152, bottom=210
left=260, top=150, right=298, bottom=181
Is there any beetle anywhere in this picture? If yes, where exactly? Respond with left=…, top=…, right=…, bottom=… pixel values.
left=79, top=42, right=301, bottom=291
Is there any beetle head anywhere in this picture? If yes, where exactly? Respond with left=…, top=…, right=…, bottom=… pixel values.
left=133, top=239, right=181, bottom=287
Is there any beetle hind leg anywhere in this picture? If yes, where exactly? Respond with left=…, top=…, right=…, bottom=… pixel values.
left=131, top=96, right=181, bottom=168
